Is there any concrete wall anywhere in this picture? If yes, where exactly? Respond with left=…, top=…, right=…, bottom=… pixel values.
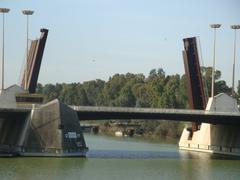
left=23, top=100, right=62, bottom=150
left=0, top=85, right=26, bottom=108
left=206, top=94, right=239, bottom=112
left=0, top=85, right=87, bottom=156
left=22, top=99, right=88, bottom=156
left=0, top=117, right=27, bottom=146
left=210, top=124, right=240, bottom=147
left=59, top=101, right=86, bottom=150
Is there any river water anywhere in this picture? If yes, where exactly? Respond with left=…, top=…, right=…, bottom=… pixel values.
left=0, top=134, right=240, bottom=180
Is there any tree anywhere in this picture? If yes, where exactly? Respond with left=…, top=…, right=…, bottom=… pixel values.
left=158, top=75, right=181, bottom=108
left=42, top=84, right=58, bottom=102
left=75, top=84, right=89, bottom=105
left=102, top=74, right=127, bottom=105
left=82, top=80, right=105, bottom=106
left=36, top=83, right=43, bottom=94
left=201, top=66, right=230, bottom=96
left=132, top=84, right=152, bottom=107
left=178, top=75, right=188, bottom=108
left=215, top=80, right=231, bottom=95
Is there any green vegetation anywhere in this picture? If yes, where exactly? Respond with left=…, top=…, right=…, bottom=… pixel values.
left=201, top=66, right=231, bottom=96
left=37, top=67, right=235, bottom=140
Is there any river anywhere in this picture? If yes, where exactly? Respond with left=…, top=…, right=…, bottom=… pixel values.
left=0, top=134, right=240, bottom=180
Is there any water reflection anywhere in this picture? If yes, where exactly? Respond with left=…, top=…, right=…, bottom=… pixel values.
left=86, top=134, right=240, bottom=160
left=87, top=149, right=180, bottom=159
left=179, top=150, right=240, bottom=160
left=179, top=150, right=240, bottom=180
left=0, top=134, right=239, bottom=180
left=0, top=158, right=87, bottom=180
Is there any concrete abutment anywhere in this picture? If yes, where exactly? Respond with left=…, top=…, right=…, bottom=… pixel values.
left=0, top=86, right=88, bottom=157
left=179, top=93, right=240, bottom=156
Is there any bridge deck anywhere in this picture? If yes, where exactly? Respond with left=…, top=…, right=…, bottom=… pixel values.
left=0, top=106, right=240, bottom=125
left=72, top=106, right=240, bottom=125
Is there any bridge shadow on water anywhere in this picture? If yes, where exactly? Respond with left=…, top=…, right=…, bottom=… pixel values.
left=87, top=149, right=180, bottom=159
left=87, top=149, right=240, bottom=160
left=84, top=134, right=240, bottom=160
left=180, top=151, right=240, bottom=160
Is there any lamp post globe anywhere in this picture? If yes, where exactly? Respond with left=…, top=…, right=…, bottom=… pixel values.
left=210, top=24, right=221, bottom=29
left=22, top=10, right=34, bottom=16
left=0, top=8, right=10, bottom=13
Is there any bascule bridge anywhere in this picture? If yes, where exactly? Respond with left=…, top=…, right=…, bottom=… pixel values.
left=0, top=29, right=239, bottom=157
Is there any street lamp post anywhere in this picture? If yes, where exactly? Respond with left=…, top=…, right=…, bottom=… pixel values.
left=230, top=25, right=240, bottom=97
left=210, top=24, right=221, bottom=98
left=22, top=9, right=34, bottom=90
left=0, top=8, right=10, bottom=95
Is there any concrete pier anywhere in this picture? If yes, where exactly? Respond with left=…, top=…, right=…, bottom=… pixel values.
left=21, top=99, right=88, bottom=156
left=179, top=93, right=240, bottom=156
left=0, top=85, right=88, bottom=157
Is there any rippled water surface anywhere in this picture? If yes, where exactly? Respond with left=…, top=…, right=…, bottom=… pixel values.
left=0, top=134, right=240, bottom=180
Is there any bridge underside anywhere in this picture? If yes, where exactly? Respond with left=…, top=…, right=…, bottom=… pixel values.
left=0, top=113, right=28, bottom=150
left=73, top=106, right=240, bottom=125
left=1, top=105, right=240, bottom=125
left=0, top=106, right=240, bottom=125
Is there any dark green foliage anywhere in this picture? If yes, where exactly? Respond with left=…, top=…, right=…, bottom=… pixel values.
left=82, top=80, right=105, bottom=106
left=38, top=68, right=189, bottom=108
left=201, top=66, right=231, bottom=96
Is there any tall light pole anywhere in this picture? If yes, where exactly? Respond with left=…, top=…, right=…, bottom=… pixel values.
left=22, top=9, right=34, bottom=90
left=0, top=8, right=10, bottom=95
left=230, top=25, right=240, bottom=97
left=210, top=24, right=221, bottom=98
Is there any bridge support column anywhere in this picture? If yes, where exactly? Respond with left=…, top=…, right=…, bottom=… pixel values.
left=21, top=99, right=88, bottom=157
left=179, top=93, right=240, bottom=156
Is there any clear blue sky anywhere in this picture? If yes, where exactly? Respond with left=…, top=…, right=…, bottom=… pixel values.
left=1, top=0, right=240, bottom=89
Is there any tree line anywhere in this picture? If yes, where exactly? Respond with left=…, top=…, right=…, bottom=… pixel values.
left=36, top=67, right=239, bottom=139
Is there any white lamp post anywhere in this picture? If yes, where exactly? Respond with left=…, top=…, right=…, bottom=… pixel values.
left=0, top=8, right=10, bottom=94
left=210, top=24, right=221, bottom=98
left=230, top=25, right=240, bottom=97
left=22, top=9, right=34, bottom=90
